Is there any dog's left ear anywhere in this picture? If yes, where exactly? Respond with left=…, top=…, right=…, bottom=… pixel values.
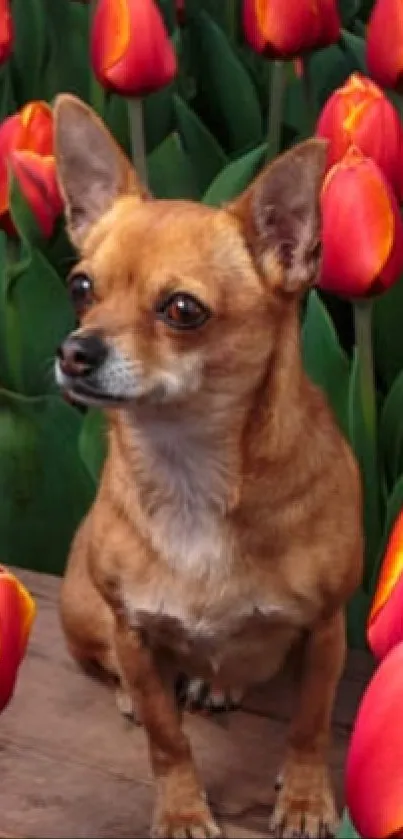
left=230, top=139, right=327, bottom=293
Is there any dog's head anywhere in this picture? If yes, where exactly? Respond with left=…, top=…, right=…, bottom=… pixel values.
left=54, top=95, right=326, bottom=414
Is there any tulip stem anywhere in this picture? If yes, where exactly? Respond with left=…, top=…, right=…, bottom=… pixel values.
left=266, top=60, right=286, bottom=162
left=353, top=299, right=382, bottom=589
left=301, top=53, right=316, bottom=136
left=128, top=98, right=148, bottom=186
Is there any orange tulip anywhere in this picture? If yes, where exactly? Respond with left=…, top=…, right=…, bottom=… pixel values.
left=367, top=0, right=403, bottom=92
left=0, top=0, right=13, bottom=64
left=316, top=73, right=403, bottom=201
left=0, top=565, right=36, bottom=713
left=0, top=101, right=62, bottom=238
left=319, top=147, right=403, bottom=298
left=91, top=0, right=177, bottom=96
left=346, top=642, right=403, bottom=838
left=368, top=509, right=403, bottom=661
left=242, top=0, right=340, bottom=58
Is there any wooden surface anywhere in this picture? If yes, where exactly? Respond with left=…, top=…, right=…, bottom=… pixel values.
left=0, top=569, right=374, bottom=839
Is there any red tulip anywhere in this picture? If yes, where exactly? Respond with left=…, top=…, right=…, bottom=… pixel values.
left=0, top=0, right=13, bottom=64
left=367, top=510, right=403, bottom=661
left=367, top=0, right=403, bottom=92
left=0, top=566, right=36, bottom=713
left=0, top=101, right=61, bottom=238
left=91, top=0, right=177, bottom=97
left=316, top=73, right=403, bottom=201
left=319, top=146, right=403, bottom=298
left=242, top=0, right=340, bottom=59
left=346, top=642, right=403, bottom=838
left=10, top=151, right=64, bottom=238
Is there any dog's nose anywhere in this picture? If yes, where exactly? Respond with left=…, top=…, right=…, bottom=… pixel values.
left=57, top=332, right=107, bottom=377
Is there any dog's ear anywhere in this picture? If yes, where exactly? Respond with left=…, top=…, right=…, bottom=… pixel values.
left=230, top=139, right=327, bottom=294
left=53, top=94, right=149, bottom=249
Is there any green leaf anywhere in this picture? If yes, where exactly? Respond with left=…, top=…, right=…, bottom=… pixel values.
left=302, top=290, right=351, bottom=438
left=337, top=808, right=361, bottom=839
left=104, top=94, right=131, bottom=159
left=339, top=30, right=367, bottom=74
left=339, top=0, right=362, bottom=27
left=348, top=350, right=382, bottom=588
left=10, top=176, right=44, bottom=249
left=203, top=142, right=267, bottom=206
left=79, top=408, right=107, bottom=484
left=379, top=369, right=403, bottom=488
left=41, top=0, right=89, bottom=100
left=147, top=132, right=200, bottom=199
left=144, top=84, right=175, bottom=154
left=5, top=248, right=75, bottom=397
left=188, top=11, right=263, bottom=153
left=373, top=273, right=403, bottom=392
left=0, top=390, right=94, bottom=575
left=173, top=94, right=228, bottom=193
left=0, top=233, right=13, bottom=391
left=9, top=0, right=47, bottom=101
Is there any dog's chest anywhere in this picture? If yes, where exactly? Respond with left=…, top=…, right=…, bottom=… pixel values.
left=123, top=420, right=301, bottom=682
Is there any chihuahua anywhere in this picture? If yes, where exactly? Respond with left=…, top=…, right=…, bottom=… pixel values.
left=54, top=94, right=362, bottom=839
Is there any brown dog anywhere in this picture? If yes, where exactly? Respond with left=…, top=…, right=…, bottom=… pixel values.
left=54, top=94, right=362, bottom=839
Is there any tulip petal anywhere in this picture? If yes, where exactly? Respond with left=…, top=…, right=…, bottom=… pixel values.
left=316, top=73, right=403, bottom=200
left=19, top=102, right=54, bottom=157
left=10, top=150, right=63, bottom=238
left=320, top=149, right=403, bottom=297
left=91, top=0, right=177, bottom=96
left=0, top=0, right=13, bottom=64
left=346, top=642, right=403, bottom=838
left=368, top=510, right=403, bottom=660
left=367, top=0, right=403, bottom=91
left=243, top=0, right=339, bottom=57
left=0, top=566, right=35, bottom=713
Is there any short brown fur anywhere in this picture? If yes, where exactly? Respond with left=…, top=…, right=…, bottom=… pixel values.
left=54, top=94, right=363, bottom=839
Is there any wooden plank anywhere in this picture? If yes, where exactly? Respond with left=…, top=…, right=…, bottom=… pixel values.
left=0, top=568, right=372, bottom=838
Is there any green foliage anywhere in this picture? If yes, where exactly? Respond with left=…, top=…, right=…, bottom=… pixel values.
left=0, top=0, right=402, bottom=673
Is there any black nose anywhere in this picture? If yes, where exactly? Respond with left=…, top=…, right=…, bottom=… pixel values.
left=57, top=332, right=107, bottom=378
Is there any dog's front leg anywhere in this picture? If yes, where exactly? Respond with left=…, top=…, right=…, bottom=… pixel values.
left=114, top=617, right=221, bottom=839
left=270, top=609, right=345, bottom=838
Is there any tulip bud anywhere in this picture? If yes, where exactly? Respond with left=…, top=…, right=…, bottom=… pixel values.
left=367, top=0, right=403, bottom=92
left=319, top=147, right=403, bottom=298
left=0, top=101, right=61, bottom=238
left=0, top=0, right=13, bottom=65
left=346, top=643, right=403, bottom=838
left=91, top=0, right=177, bottom=97
left=367, top=509, right=403, bottom=661
left=0, top=566, right=36, bottom=713
left=242, top=0, right=340, bottom=59
left=317, top=73, right=403, bottom=201
left=10, top=151, right=64, bottom=238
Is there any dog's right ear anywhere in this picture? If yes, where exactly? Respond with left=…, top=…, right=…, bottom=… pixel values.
left=53, top=94, right=149, bottom=249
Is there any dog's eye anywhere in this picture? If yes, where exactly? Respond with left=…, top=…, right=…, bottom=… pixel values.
left=68, top=273, right=94, bottom=315
left=156, top=292, right=210, bottom=331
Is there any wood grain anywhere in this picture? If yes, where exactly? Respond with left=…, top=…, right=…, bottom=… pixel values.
left=0, top=568, right=373, bottom=839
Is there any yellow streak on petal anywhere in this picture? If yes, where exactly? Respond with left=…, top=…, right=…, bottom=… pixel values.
left=103, top=0, right=131, bottom=71
left=370, top=518, right=403, bottom=623
left=0, top=566, right=36, bottom=658
left=342, top=100, right=370, bottom=134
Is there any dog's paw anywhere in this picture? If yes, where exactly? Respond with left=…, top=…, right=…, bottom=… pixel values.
left=151, top=804, right=222, bottom=838
left=270, top=757, right=338, bottom=838
left=177, top=676, right=243, bottom=714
